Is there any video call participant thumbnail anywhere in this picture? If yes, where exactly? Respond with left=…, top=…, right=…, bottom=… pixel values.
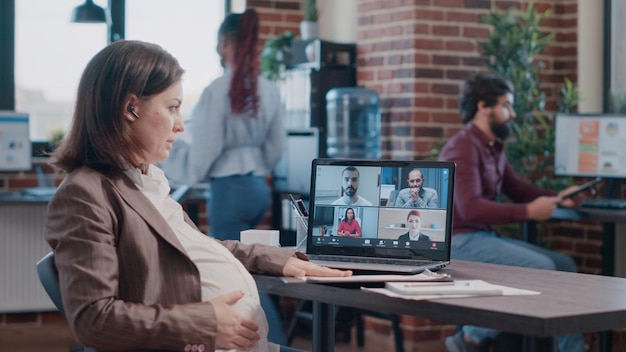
left=394, top=168, right=439, bottom=208
left=331, top=166, right=374, bottom=206
left=397, top=209, right=431, bottom=242
left=336, top=207, right=362, bottom=237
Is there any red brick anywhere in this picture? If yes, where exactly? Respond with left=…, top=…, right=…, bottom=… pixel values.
left=415, top=68, right=444, bottom=79
left=414, top=97, right=445, bottom=109
left=415, top=9, right=445, bottom=21
left=432, top=83, right=460, bottom=95
left=462, top=56, right=490, bottom=67
left=465, top=0, right=492, bottom=9
left=412, top=111, right=431, bottom=122
left=433, top=25, right=460, bottom=37
left=404, top=23, right=430, bottom=35
left=409, top=82, right=430, bottom=93
left=555, top=31, right=577, bottom=42
left=414, top=126, right=444, bottom=138
left=432, top=55, right=460, bottom=66
left=413, top=38, right=444, bottom=50
left=555, top=3, right=578, bottom=15
left=445, top=70, right=477, bottom=81
left=495, top=1, right=523, bottom=11
left=445, top=40, right=476, bottom=52
left=463, top=26, right=490, bottom=39
left=433, top=0, right=465, bottom=8
left=410, top=53, right=431, bottom=65
left=445, top=11, right=478, bottom=23
left=357, top=71, right=374, bottom=81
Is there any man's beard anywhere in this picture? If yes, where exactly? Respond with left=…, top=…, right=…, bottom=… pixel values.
left=344, top=187, right=356, bottom=197
left=489, top=114, right=511, bottom=140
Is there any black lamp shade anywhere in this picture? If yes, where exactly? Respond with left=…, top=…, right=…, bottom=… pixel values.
left=71, top=0, right=107, bottom=23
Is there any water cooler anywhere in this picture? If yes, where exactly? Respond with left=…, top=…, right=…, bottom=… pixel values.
left=325, top=87, right=381, bottom=159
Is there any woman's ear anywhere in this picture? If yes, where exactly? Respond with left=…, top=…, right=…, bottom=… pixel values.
left=123, top=95, right=139, bottom=122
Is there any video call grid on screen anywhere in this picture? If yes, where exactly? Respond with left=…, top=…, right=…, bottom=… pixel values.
left=308, top=160, right=454, bottom=253
left=0, top=112, right=32, bottom=172
left=554, top=113, right=626, bottom=178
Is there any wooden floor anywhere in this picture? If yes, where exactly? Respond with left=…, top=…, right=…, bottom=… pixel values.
left=0, top=319, right=449, bottom=352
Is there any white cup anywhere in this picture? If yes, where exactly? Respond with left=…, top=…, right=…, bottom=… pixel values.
left=240, top=229, right=280, bottom=247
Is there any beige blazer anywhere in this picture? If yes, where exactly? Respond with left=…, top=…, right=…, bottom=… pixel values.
left=45, top=167, right=296, bottom=351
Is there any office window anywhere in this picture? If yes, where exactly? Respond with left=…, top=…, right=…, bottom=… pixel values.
left=15, top=0, right=108, bottom=140
left=125, top=0, right=225, bottom=121
left=15, top=1, right=228, bottom=140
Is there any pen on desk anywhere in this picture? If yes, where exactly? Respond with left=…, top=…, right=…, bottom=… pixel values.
left=288, top=194, right=304, bottom=217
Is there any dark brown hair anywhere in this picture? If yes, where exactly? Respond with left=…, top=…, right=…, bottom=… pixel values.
left=459, top=73, right=513, bottom=124
left=218, top=8, right=260, bottom=117
left=50, top=40, right=184, bottom=175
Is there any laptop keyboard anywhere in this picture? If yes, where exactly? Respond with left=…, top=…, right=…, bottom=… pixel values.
left=309, top=254, right=431, bottom=266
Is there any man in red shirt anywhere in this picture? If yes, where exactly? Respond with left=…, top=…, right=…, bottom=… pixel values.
left=439, top=73, right=587, bottom=352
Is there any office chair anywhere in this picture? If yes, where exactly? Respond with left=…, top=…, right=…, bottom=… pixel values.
left=36, top=252, right=98, bottom=352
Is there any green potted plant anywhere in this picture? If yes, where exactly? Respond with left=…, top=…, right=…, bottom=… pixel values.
left=478, top=0, right=577, bottom=191
left=260, top=30, right=295, bottom=81
left=300, top=0, right=319, bottom=39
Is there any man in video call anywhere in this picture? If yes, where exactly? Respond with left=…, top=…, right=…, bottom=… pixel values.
left=394, top=168, right=439, bottom=208
left=331, top=166, right=373, bottom=206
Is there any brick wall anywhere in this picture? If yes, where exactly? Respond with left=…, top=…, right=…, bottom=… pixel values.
left=356, top=0, right=578, bottom=161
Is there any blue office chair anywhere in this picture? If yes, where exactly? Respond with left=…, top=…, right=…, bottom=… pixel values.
left=36, top=252, right=98, bottom=352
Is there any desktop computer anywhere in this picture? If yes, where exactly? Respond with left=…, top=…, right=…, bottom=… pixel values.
left=554, top=113, right=626, bottom=179
left=554, top=113, right=626, bottom=208
left=0, top=111, right=32, bottom=172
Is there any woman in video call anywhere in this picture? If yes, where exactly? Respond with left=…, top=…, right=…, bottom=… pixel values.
left=397, top=210, right=431, bottom=242
left=336, top=207, right=362, bottom=237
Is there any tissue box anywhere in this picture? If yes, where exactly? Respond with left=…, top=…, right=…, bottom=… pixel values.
left=240, top=229, right=280, bottom=247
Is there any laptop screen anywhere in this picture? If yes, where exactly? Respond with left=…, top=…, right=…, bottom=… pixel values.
left=307, top=159, right=455, bottom=262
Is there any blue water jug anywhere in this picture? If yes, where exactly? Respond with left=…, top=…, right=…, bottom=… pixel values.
left=325, top=87, right=381, bottom=159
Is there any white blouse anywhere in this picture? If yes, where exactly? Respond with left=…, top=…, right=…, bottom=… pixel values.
left=127, top=165, right=275, bottom=352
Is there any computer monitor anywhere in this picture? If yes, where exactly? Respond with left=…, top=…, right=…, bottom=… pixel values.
left=554, top=113, right=626, bottom=178
left=0, top=111, right=32, bottom=172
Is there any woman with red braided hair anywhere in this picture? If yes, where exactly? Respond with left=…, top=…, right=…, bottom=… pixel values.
left=164, top=8, right=286, bottom=241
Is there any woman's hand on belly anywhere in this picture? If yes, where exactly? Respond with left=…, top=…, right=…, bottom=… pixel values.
left=211, top=290, right=261, bottom=350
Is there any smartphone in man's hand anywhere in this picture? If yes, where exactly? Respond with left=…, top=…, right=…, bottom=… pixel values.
left=560, top=177, right=602, bottom=200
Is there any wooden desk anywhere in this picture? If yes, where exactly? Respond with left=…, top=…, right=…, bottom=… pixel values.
left=255, top=260, right=626, bottom=352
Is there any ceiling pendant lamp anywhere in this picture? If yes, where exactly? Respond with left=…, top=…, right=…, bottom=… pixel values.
left=71, top=0, right=107, bottom=23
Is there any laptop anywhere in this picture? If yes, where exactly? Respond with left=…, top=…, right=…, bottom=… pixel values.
left=306, top=158, right=455, bottom=274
